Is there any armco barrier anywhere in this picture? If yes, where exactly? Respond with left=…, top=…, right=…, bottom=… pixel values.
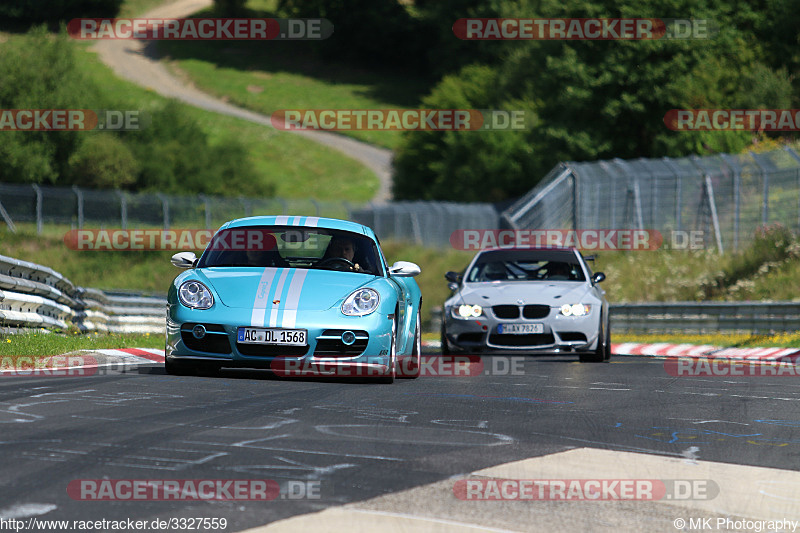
left=431, top=302, right=800, bottom=336
left=610, top=302, right=800, bottom=334
left=0, top=254, right=164, bottom=334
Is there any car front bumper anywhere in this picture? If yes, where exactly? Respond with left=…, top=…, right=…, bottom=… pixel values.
left=443, top=306, right=601, bottom=354
left=166, top=303, right=395, bottom=374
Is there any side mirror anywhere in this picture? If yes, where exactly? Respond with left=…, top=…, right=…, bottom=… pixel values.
left=591, top=272, right=606, bottom=283
left=389, top=261, right=421, bottom=277
left=444, top=271, right=462, bottom=284
left=171, top=251, right=197, bottom=269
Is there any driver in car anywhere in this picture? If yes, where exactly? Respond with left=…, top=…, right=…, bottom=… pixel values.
left=321, top=236, right=364, bottom=272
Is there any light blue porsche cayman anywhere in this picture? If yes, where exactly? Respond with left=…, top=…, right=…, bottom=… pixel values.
left=165, top=216, right=422, bottom=382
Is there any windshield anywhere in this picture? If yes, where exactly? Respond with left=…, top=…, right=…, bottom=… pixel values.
left=466, top=251, right=585, bottom=282
left=197, top=226, right=383, bottom=276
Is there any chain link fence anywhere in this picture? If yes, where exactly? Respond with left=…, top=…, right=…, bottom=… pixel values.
left=0, top=183, right=500, bottom=247
left=502, top=147, right=800, bottom=252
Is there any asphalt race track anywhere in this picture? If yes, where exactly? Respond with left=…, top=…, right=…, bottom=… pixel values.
left=1, top=348, right=799, bottom=531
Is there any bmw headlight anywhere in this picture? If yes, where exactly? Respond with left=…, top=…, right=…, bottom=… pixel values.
left=454, top=304, right=483, bottom=319
left=178, top=281, right=214, bottom=309
left=560, top=303, right=590, bottom=317
left=342, top=288, right=380, bottom=316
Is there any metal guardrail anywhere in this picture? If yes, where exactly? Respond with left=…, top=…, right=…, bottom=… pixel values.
left=0, top=254, right=165, bottom=335
left=430, top=302, right=800, bottom=336
left=611, top=302, right=800, bottom=334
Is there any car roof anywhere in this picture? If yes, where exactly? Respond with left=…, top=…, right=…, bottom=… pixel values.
left=219, top=216, right=372, bottom=237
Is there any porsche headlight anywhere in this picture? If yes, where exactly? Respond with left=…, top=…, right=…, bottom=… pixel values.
left=342, top=288, right=380, bottom=316
left=454, top=304, right=483, bottom=319
left=178, top=281, right=214, bottom=309
left=560, top=303, right=590, bottom=317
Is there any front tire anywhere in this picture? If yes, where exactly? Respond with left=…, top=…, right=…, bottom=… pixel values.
left=440, top=322, right=451, bottom=355
left=378, top=318, right=397, bottom=384
left=399, top=311, right=421, bottom=379
left=579, top=315, right=608, bottom=363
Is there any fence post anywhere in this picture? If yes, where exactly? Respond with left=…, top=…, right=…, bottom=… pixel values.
left=72, top=185, right=84, bottom=229
left=157, top=194, right=170, bottom=229
left=32, top=184, right=43, bottom=234
left=704, top=175, right=724, bottom=253
left=719, top=154, right=740, bottom=251
left=750, top=151, right=769, bottom=225
left=200, top=194, right=211, bottom=229
left=0, top=197, right=16, bottom=233
left=240, top=197, right=251, bottom=218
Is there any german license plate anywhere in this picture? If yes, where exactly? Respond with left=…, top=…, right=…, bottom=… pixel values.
left=237, top=327, right=307, bottom=346
left=498, top=323, right=543, bottom=334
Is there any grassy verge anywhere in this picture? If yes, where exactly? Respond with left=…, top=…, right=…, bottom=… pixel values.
left=0, top=331, right=163, bottom=360
left=73, top=40, right=378, bottom=201
left=157, top=2, right=430, bottom=150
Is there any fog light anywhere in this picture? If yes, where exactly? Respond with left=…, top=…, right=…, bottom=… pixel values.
left=192, top=324, right=207, bottom=339
left=341, top=330, right=356, bottom=345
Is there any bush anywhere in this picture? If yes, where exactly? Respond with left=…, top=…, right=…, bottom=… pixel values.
left=0, top=27, right=86, bottom=183
left=67, top=134, right=139, bottom=189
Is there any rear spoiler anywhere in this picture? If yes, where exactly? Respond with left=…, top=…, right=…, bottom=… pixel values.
left=583, top=255, right=596, bottom=262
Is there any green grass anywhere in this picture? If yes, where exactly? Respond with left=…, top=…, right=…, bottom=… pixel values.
left=0, top=226, right=179, bottom=294
left=72, top=41, right=379, bottom=201
left=0, top=331, right=162, bottom=359
left=590, top=248, right=800, bottom=303
left=156, top=3, right=430, bottom=150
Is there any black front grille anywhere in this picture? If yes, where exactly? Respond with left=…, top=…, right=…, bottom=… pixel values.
left=314, top=329, right=369, bottom=356
left=236, top=343, right=309, bottom=357
left=558, top=332, right=587, bottom=342
left=492, top=305, right=520, bottom=319
left=523, top=305, right=550, bottom=319
left=489, top=333, right=555, bottom=347
left=180, top=323, right=231, bottom=354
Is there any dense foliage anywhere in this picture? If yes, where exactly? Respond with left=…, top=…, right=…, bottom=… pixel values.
left=393, top=0, right=799, bottom=201
left=0, top=28, right=265, bottom=196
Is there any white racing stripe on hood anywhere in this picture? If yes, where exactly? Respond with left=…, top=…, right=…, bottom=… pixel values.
left=275, top=216, right=289, bottom=225
left=305, top=217, right=319, bottom=227
left=268, top=268, right=292, bottom=327
left=280, top=269, right=308, bottom=328
left=250, top=268, right=280, bottom=327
